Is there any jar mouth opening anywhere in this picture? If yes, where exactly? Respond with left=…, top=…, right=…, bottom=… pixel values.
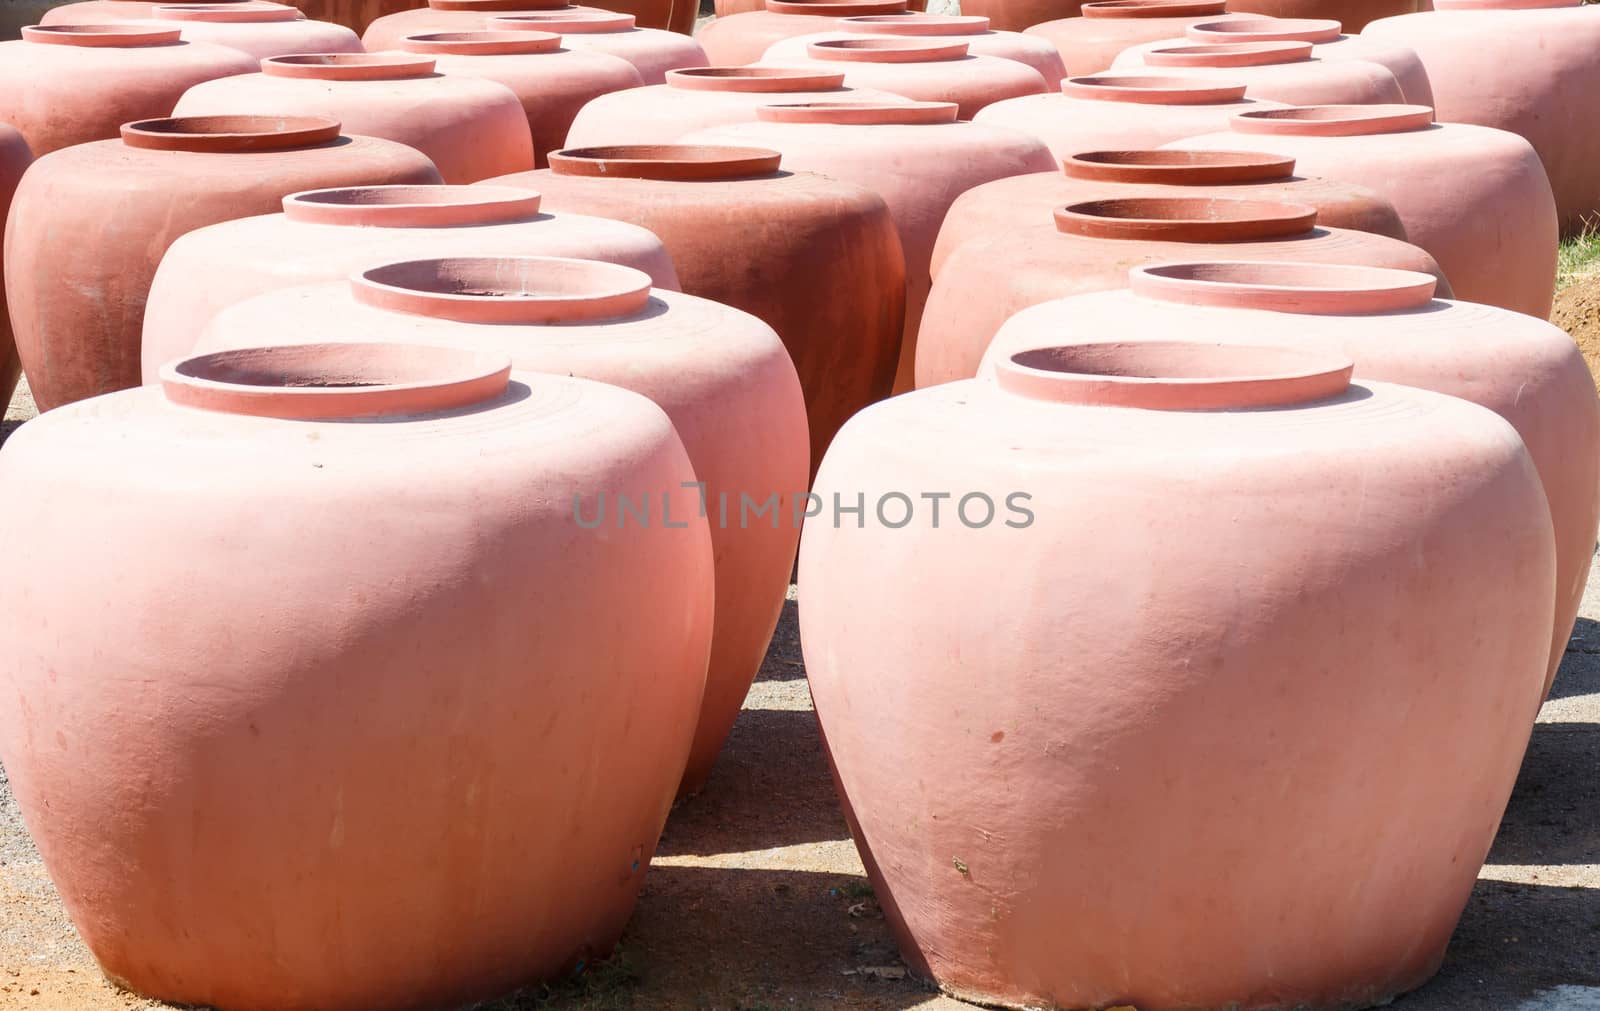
left=1063, top=149, right=1296, bottom=182
left=804, top=36, right=968, bottom=61
left=548, top=144, right=783, bottom=180
left=1231, top=103, right=1434, bottom=135
left=1188, top=16, right=1342, bottom=39
left=21, top=23, right=183, bottom=45
left=840, top=12, right=991, bottom=32
left=763, top=0, right=909, bottom=15
left=1130, top=261, right=1438, bottom=312
left=282, top=184, right=542, bottom=226
left=399, top=29, right=563, bottom=53
left=1064, top=74, right=1249, bottom=104
left=666, top=65, right=848, bottom=91
left=352, top=255, right=654, bottom=323
left=263, top=52, right=438, bottom=78
left=427, top=0, right=574, bottom=10
left=1144, top=40, right=1314, bottom=65
left=755, top=100, right=957, bottom=124
left=1081, top=0, right=1229, bottom=18
left=1055, top=196, right=1318, bottom=240
left=121, top=115, right=342, bottom=152
left=152, top=2, right=302, bottom=21
left=488, top=10, right=635, bottom=30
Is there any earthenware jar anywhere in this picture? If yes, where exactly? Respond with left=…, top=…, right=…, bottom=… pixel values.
left=959, top=0, right=1081, bottom=32
left=489, top=9, right=706, bottom=83
left=1168, top=104, right=1557, bottom=317
left=760, top=14, right=1068, bottom=89
left=0, top=341, right=715, bottom=1010
left=4, top=115, right=440, bottom=409
left=44, top=0, right=404, bottom=32
left=1224, top=0, right=1418, bottom=30
left=142, top=2, right=361, bottom=59
left=141, top=184, right=680, bottom=377
left=700, top=0, right=906, bottom=63
left=490, top=145, right=905, bottom=477
left=973, top=74, right=1280, bottom=161
left=1024, top=0, right=1245, bottom=77
left=1364, top=0, right=1600, bottom=235
left=0, top=24, right=256, bottom=155
left=564, top=65, right=911, bottom=147
left=361, top=0, right=598, bottom=51
left=0, top=124, right=30, bottom=406
left=916, top=196, right=1449, bottom=386
left=683, top=102, right=1055, bottom=392
left=173, top=52, right=534, bottom=182
left=931, top=149, right=1407, bottom=276
left=1111, top=40, right=1403, bottom=105
left=396, top=31, right=641, bottom=167
left=800, top=338, right=1554, bottom=1010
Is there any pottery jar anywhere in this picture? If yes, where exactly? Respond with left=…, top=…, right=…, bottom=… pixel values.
left=761, top=14, right=1067, bottom=89
left=916, top=195, right=1449, bottom=386
left=361, top=0, right=599, bottom=51
left=46, top=0, right=410, bottom=32
left=0, top=125, right=30, bottom=406
left=0, top=341, right=714, bottom=1010
left=141, top=184, right=679, bottom=377
left=1224, top=0, right=1418, bottom=30
left=800, top=337, right=1554, bottom=1010
left=1023, top=0, right=1246, bottom=77
left=758, top=37, right=1048, bottom=118
left=139, top=1, right=361, bottom=59
left=1111, top=39, right=1403, bottom=105
left=3, top=115, right=441, bottom=409
left=1167, top=103, right=1557, bottom=317
left=700, top=0, right=906, bottom=64
left=958, top=0, right=1082, bottom=33
left=489, top=9, right=706, bottom=83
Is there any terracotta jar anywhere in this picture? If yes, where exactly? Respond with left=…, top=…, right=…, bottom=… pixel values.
left=0, top=24, right=256, bottom=156
left=47, top=0, right=428, bottom=32
left=396, top=31, right=641, bottom=168
left=1108, top=40, right=1404, bottom=105
left=759, top=38, right=1049, bottom=118
left=981, top=261, right=1599, bottom=696
left=1167, top=104, right=1557, bottom=318
left=192, top=257, right=806, bottom=796
left=1228, top=0, right=1419, bottom=32
left=932, top=149, right=1407, bottom=277
left=799, top=339, right=1554, bottom=1011
left=489, top=145, right=905, bottom=477
left=1364, top=0, right=1600, bottom=235
left=173, top=52, right=534, bottom=183
left=489, top=10, right=706, bottom=84
left=701, top=0, right=907, bottom=64
left=564, top=65, right=911, bottom=147
left=3, top=116, right=440, bottom=410
left=0, top=341, right=715, bottom=1011
left=361, top=0, right=599, bottom=51
left=1024, top=0, right=1246, bottom=77
left=0, top=125, right=30, bottom=406
left=1113, top=16, right=1433, bottom=105
left=142, top=184, right=680, bottom=377
left=915, top=196, right=1449, bottom=386
left=683, top=102, right=1054, bottom=393
left=958, top=0, right=1084, bottom=33
left=760, top=14, right=1068, bottom=89
left=141, top=1, right=361, bottom=58
left=972, top=74, right=1280, bottom=162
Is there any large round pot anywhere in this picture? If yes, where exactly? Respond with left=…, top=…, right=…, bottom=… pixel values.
left=140, top=1, right=361, bottom=59
left=1108, top=39, right=1404, bottom=104
left=683, top=102, right=1054, bottom=393
left=760, top=14, right=1068, bottom=89
left=1167, top=103, right=1557, bottom=318
left=4, top=115, right=441, bottom=410
left=702, top=0, right=909, bottom=60
left=799, top=338, right=1555, bottom=1010
left=193, top=256, right=807, bottom=796
left=141, top=184, right=680, bottom=377
left=396, top=31, right=641, bottom=167
left=756, top=37, right=1049, bottom=118
left=1112, top=16, right=1433, bottom=105
left=564, top=65, right=911, bottom=147
left=489, top=9, right=706, bottom=83
left=489, top=145, right=905, bottom=478
left=931, top=149, right=1408, bottom=277
left=47, top=0, right=424, bottom=32
left=972, top=74, right=1280, bottom=161
left=1227, top=0, right=1419, bottom=32
left=1023, top=0, right=1246, bottom=77
left=0, top=341, right=715, bottom=1010
left=1363, top=0, right=1600, bottom=235
left=0, top=24, right=256, bottom=156
left=361, top=0, right=597, bottom=51
left=916, top=196, right=1450, bottom=386
left=958, top=0, right=1081, bottom=33
left=0, top=125, right=30, bottom=406
left=173, top=53, right=534, bottom=183
left=984, top=260, right=1598, bottom=694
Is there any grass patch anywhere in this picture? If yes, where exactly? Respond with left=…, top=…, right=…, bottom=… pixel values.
left=1558, top=228, right=1600, bottom=292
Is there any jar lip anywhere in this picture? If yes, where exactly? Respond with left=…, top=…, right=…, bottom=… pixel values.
left=764, top=0, right=909, bottom=14
left=1062, top=149, right=1297, bottom=183
left=756, top=100, right=958, bottom=124
left=1054, top=196, right=1319, bottom=241
left=21, top=22, right=183, bottom=45
left=1143, top=40, right=1315, bottom=66
left=548, top=144, right=783, bottom=180
left=839, top=12, right=992, bottom=33
left=1063, top=74, right=1249, bottom=104
left=994, top=340, right=1354, bottom=410
left=1129, top=261, right=1438, bottom=313
left=399, top=29, right=563, bottom=54
left=1187, top=16, right=1343, bottom=41
left=282, top=184, right=543, bottom=227
left=1081, top=0, right=1229, bottom=18
left=1432, top=0, right=1579, bottom=9
left=666, top=65, right=848, bottom=91
left=488, top=9, right=635, bottom=30
left=121, top=115, right=342, bottom=152
left=350, top=255, right=655, bottom=324
left=160, top=343, right=514, bottom=420
left=261, top=52, right=437, bottom=79
left=804, top=36, right=968, bottom=61
left=1230, top=103, right=1434, bottom=136
left=427, top=0, right=575, bottom=11
left=151, top=2, right=302, bottom=21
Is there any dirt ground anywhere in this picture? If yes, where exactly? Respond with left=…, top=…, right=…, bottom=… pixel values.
left=1555, top=278, right=1600, bottom=393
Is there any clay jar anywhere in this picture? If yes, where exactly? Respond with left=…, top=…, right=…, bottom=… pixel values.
left=193, top=257, right=807, bottom=796
left=0, top=24, right=257, bottom=156
left=1228, top=0, right=1418, bottom=32
left=682, top=102, right=1055, bottom=393
left=1023, top=0, right=1245, bottom=78
left=490, top=145, right=905, bottom=477
left=760, top=38, right=1048, bottom=118
left=361, top=0, right=597, bottom=52
left=1167, top=104, right=1557, bottom=318
left=1112, top=40, right=1404, bottom=105
left=1113, top=16, right=1433, bottom=105
left=3, top=116, right=441, bottom=410
left=959, top=0, right=1085, bottom=33
left=564, top=66, right=911, bottom=147
left=396, top=31, right=642, bottom=168
left=799, top=339, right=1554, bottom=1011
left=716, top=0, right=924, bottom=16
left=915, top=196, right=1449, bottom=386
left=1364, top=0, right=1600, bottom=235
left=0, top=342, right=715, bottom=1010
left=489, top=10, right=707, bottom=84
left=981, top=261, right=1599, bottom=695
left=931, top=149, right=1407, bottom=277
left=973, top=74, right=1280, bottom=162
left=140, top=2, right=362, bottom=59
left=141, top=184, right=680, bottom=377
left=760, top=14, right=1068, bottom=90
left=699, top=0, right=905, bottom=65
left=48, top=0, right=427, bottom=32
left=0, top=126, right=30, bottom=406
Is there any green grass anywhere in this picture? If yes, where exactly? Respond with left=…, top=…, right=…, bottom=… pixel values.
left=1558, top=228, right=1600, bottom=292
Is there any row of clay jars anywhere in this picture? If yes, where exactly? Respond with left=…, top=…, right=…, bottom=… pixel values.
left=982, top=261, right=1598, bottom=694
left=38, top=0, right=386, bottom=33
left=359, top=0, right=600, bottom=48
left=1096, top=39, right=1405, bottom=105
left=801, top=339, right=1553, bottom=1011
left=0, top=126, right=30, bottom=406
left=1025, top=0, right=1249, bottom=78
left=1167, top=103, right=1558, bottom=318
left=0, top=342, right=718, bottom=1011
left=916, top=197, right=1449, bottom=386
left=760, top=13, right=1068, bottom=89
left=137, top=1, right=363, bottom=61
left=959, top=0, right=1418, bottom=32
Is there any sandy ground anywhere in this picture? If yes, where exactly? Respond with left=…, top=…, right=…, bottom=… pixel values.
left=3, top=371, right=1600, bottom=1011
